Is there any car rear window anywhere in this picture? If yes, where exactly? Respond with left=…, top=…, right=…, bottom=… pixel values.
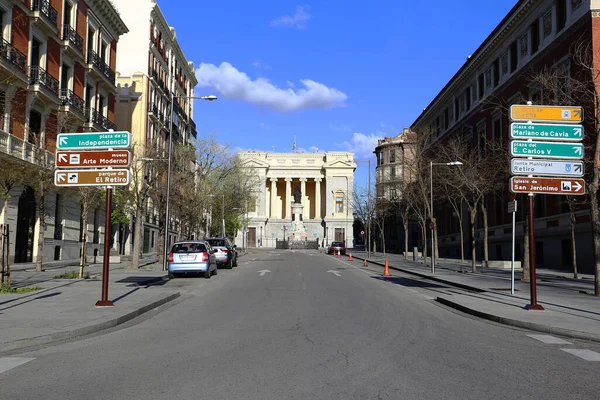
left=171, top=243, right=207, bottom=253
left=332, top=242, right=344, bottom=246
left=207, top=239, right=226, bottom=247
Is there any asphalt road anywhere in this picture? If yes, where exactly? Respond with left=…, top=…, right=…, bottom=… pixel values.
left=1, top=250, right=600, bottom=399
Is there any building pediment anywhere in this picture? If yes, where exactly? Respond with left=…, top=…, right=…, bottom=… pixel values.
left=324, top=160, right=354, bottom=169
left=241, top=158, right=270, bottom=168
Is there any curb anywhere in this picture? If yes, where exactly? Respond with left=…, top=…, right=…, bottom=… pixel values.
left=436, top=296, right=600, bottom=343
left=0, top=292, right=181, bottom=354
left=352, top=255, right=486, bottom=293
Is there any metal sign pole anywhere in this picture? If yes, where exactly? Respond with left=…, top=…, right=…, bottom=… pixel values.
left=510, top=200, right=516, bottom=295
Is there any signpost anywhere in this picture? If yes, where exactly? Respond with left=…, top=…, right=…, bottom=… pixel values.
left=510, top=141, right=583, bottom=159
left=54, top=169, right=131, bottom=187
left=56, top=131, right=131, bottom=150
left=510, top=123, right=583, bottom=141
left=509, top=103, right=586, bottom=311
left=508, top=200, right=517, bottom=295
left=510, top=159, right=584, bottom=177
left=55, top=150, right=131, bottom=168
left=510, top=105, right=583, bottom=123
left=54, top=130, right=132, bottom=308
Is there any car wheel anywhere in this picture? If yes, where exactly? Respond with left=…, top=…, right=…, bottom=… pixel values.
left=204, top=269, right=211, bottom=279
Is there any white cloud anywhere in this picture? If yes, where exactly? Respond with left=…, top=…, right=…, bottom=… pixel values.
left=195, top=62, right=348, bottom=112
left=270, top=5, right=311, bottom=29
left=251, top=60, right=271, bottom=70
left=341, top=132, right=383, bottom=159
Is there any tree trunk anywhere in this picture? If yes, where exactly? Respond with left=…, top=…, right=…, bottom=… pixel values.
left=570, top=208, right=578, bottom=279
left=421, top=221, right=427, bottom=265
left=35, top=192, right=46, bottom=272
left=403, top=215, right=409, bottom=260
left=522, top=202, right=530, bottom=282
left=470, top=208, right=476, bottom=273
left=131, top=205, right=144, bottom=269
left=589, top=181, right=600, bottom=295
left=481, top=200, right=489, bottom=267
left=458, top=214, right=465, bottom=263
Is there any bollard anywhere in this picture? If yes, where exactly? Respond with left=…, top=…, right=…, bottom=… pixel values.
left=413, top=247, right=418, bottom=262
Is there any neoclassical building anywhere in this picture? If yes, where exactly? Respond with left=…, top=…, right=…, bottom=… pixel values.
left=237, top=151, right=356, bottom=248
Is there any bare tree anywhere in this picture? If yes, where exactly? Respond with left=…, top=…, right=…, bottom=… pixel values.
left=77, top=187, right=102, bottom=277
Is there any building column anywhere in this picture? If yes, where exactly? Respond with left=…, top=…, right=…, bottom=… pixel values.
left=300, top=178, right=307, bottom=207
left=270, top=178, right=278, bottom=218
left=285, top=178, right=292, bottom=219
left=314, top=178, right=322, bottom=219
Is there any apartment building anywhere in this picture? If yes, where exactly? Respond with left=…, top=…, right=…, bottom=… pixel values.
left=0, top=0, right=127, bottom=265
left=410, top=0, right=597, bottom=272
left=113, top=0, right=198, bottom=255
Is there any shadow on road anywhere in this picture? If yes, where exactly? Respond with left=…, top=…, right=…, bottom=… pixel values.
left=371, top=276, right=450, bottom=289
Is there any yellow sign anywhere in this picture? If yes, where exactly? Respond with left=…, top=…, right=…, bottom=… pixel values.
left=510, top=105, right=583, bottom=123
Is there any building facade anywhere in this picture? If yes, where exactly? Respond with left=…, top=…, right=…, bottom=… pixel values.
left=410, top=0, right=598, bottom=272
left=237, top=151, right=356, bottom=249
left=113, top=0, right=198, bottom=255
left=0, top=0, right=127, bottom=265
left=373, top=128, right=418, bottom=253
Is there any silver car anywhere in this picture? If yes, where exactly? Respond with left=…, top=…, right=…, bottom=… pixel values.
left=206, top=238, right=238, bottom=269
left=167, top=240, right=217, bottom=279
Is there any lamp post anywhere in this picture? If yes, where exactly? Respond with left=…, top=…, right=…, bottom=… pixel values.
left=430, top=160, right=463, bottom=273
left=163, top=94, right=217, bottom=271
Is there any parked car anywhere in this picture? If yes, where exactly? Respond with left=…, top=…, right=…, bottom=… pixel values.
left=206, top=238, right=238, bottom=268
left=328, top=241, right=346, bottom=255
left=167, top=240, right=217, bottom=279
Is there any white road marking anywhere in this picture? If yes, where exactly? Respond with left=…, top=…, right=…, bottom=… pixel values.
left=0, top=357, right=35, bottom=374
left=327, top=270, right=341, bottom=277
left=258, top=270, right=271, bottom=276
left=527, top=334, right=572, bottom=345
left=561, top=349, right=600, bottom=361
left=407, top=288, right=419, bottom=293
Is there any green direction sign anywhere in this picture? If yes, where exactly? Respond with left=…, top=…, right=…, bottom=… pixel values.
left=510, top=123, right=583, bottom=141
left=511, top=140, right=584, bottom=159
left=57, top=131, right=131, bottom=150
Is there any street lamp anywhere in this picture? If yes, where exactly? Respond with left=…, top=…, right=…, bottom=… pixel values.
left=430, top=160, right=463, bottom=273
left=163, top=94, right=217, bottom=271
left=208, top=193, right=225, bottom=238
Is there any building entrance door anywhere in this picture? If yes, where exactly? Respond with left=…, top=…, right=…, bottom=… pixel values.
left=14, top=187, right=36, bottom=263
left=248, top=228, right=256, bottom=247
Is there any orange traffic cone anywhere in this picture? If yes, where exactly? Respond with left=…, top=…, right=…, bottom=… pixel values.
left=348, top=253, right=353, bottom=261
left=383, top=259, right=390, bottom=276
left=363, top=259, right=368, bottom=268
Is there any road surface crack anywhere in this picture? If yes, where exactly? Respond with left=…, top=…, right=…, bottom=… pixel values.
left=337, top=349, right=350, bottom=366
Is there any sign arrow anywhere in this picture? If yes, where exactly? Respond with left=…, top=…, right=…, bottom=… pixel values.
left=57, top=173, right=66, bottom=182
left=574, top=146, right=582, bottom=155
left=575, top=164, right=582, bottom=173
left=573, top=127, right=582, bottom=137
left=573, top=181, right=583, bottom=192
left=59, top=137, right=68, bottom=146
left=258, top=270, right=271, bottom=276
left=574, top=110, right=582, bottom=119
left=327, top=270, right=341, bottom=277
left=58, top=153, right=67, bottom=163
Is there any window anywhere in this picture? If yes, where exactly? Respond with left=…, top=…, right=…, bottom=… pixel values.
left=444, top=108, right=449, bottom=128
left=390, top=166, right=396, bottom=180
left=554, top=58, right=572, bottom=102
left=454, top=98, right=459, bottom=121
left=465, top=88, right=471, bottom=110
left=335, top=196, right=344, bottom=213
left=556, top=0, right=567, bottom=32
left=389, top=149, right=396, bottom=163
left=510, top=41, right=518, bottom=73
left=493, top=58, right=500, bottom=87
left=476, top=120, right=486, bottom=152
left=63, top=1, right=73, bottom=26
left=501, top=53, right=508, bottom=76
left=248, top=197, right=257, bottom=212
left=530, top=19, right=540, bottom=54
left=478, top=73, right=484, bottom=98
left=492, top=117, right=502, bottom=147
left=61, top=63, right=70, bottom=90
left=543, top=9, right=552, bottom=38
left=54, top=194, right=63, bottom=240
left=485, top=69, right=492, bottom=90
left=572, top=0, right=582, bottom=11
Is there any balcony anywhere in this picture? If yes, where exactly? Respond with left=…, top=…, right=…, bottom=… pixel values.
left=61, top=24, right=83, bottom=57
left=148, top=102, right=159, bottom=120
left=86, top=49, right=115, bottom=85
left=31, top=0, right=58, bottom=34
left=0, top=39, right=27, bottom=79
left=0, top=130, right=54, bottom=167
left=29, top=66, right=59, bottom=100
left=85, top=107, right=117, bottom=131
left=59, top=89, right=86, bottom=117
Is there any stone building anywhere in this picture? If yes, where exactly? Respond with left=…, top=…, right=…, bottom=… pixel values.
left=236, top=151, right=356, bottom=249
left=113, top=0, right=199, bottom=256
left=410, top=0, right=598, bottom=271
left=0, top=0, right=127, bottom=266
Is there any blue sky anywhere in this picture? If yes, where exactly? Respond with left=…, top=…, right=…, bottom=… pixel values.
left=158, top=0, right=517, bottom=185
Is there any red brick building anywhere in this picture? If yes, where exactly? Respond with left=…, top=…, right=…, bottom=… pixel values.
left=410, top=0, right=598, bottom=272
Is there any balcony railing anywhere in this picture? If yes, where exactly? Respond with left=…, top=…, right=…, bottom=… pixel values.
left=0, top=39, right=27, bottom=74
left=62, top=24, right=83, bottom=53
left=85, top=107, right=117, bottom=131
left=149, top=102, right=159, bottom=118
left=59, top=89, right=85, bottom=114
left=87, top=49, right=115, bottom=84
left=31, top=0, right=58, bottom=27
left=29, top=66, right=59, bottom=96
left=0, top=130, right=54, bottom=166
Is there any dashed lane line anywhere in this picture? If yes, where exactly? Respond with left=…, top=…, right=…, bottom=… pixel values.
left=0, top=357, right=35, bottom=374
left=527, top=334, right=572, bottom=345
left=560, top=349, right=600, bottom=362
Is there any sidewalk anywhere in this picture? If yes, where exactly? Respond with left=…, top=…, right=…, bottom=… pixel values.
left=350, top=251, right=600, bottom=342
left=0, top=258, right=179, bottom=354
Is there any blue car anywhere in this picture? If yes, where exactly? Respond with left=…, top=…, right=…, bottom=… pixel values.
left=168, top=240, right=217, bottom=279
